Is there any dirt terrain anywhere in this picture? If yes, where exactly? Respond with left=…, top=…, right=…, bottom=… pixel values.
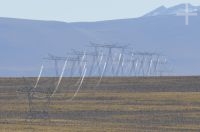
left=0, top=76, right=200, bottom=132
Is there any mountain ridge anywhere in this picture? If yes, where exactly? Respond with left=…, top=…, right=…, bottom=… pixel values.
left=145, top=3, right=200, bottom=17
left=0, top=4, right=200, bottom=76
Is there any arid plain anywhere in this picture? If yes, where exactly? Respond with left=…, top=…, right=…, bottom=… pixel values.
left=0, top=77, right=200, bottom=132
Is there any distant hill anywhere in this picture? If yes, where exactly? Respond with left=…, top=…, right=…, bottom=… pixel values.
left=0, top=4, right=200, bottom=76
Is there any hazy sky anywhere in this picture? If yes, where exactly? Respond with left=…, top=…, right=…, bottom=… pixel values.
left=0, top=0, right=200, bottom=22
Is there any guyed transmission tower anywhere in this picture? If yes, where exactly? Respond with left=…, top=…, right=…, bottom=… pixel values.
left=17, top=42, right=172, bottom=122
left=18, top=51, right=89, bottom=120
left=16, top=73, right=52, bottom=121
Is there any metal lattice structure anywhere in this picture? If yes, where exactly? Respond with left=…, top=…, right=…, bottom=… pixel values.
left=17, top=42, right=172, bottom=121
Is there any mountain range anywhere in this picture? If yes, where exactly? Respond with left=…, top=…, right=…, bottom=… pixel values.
left=0, top=3, right=200, bottom=76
